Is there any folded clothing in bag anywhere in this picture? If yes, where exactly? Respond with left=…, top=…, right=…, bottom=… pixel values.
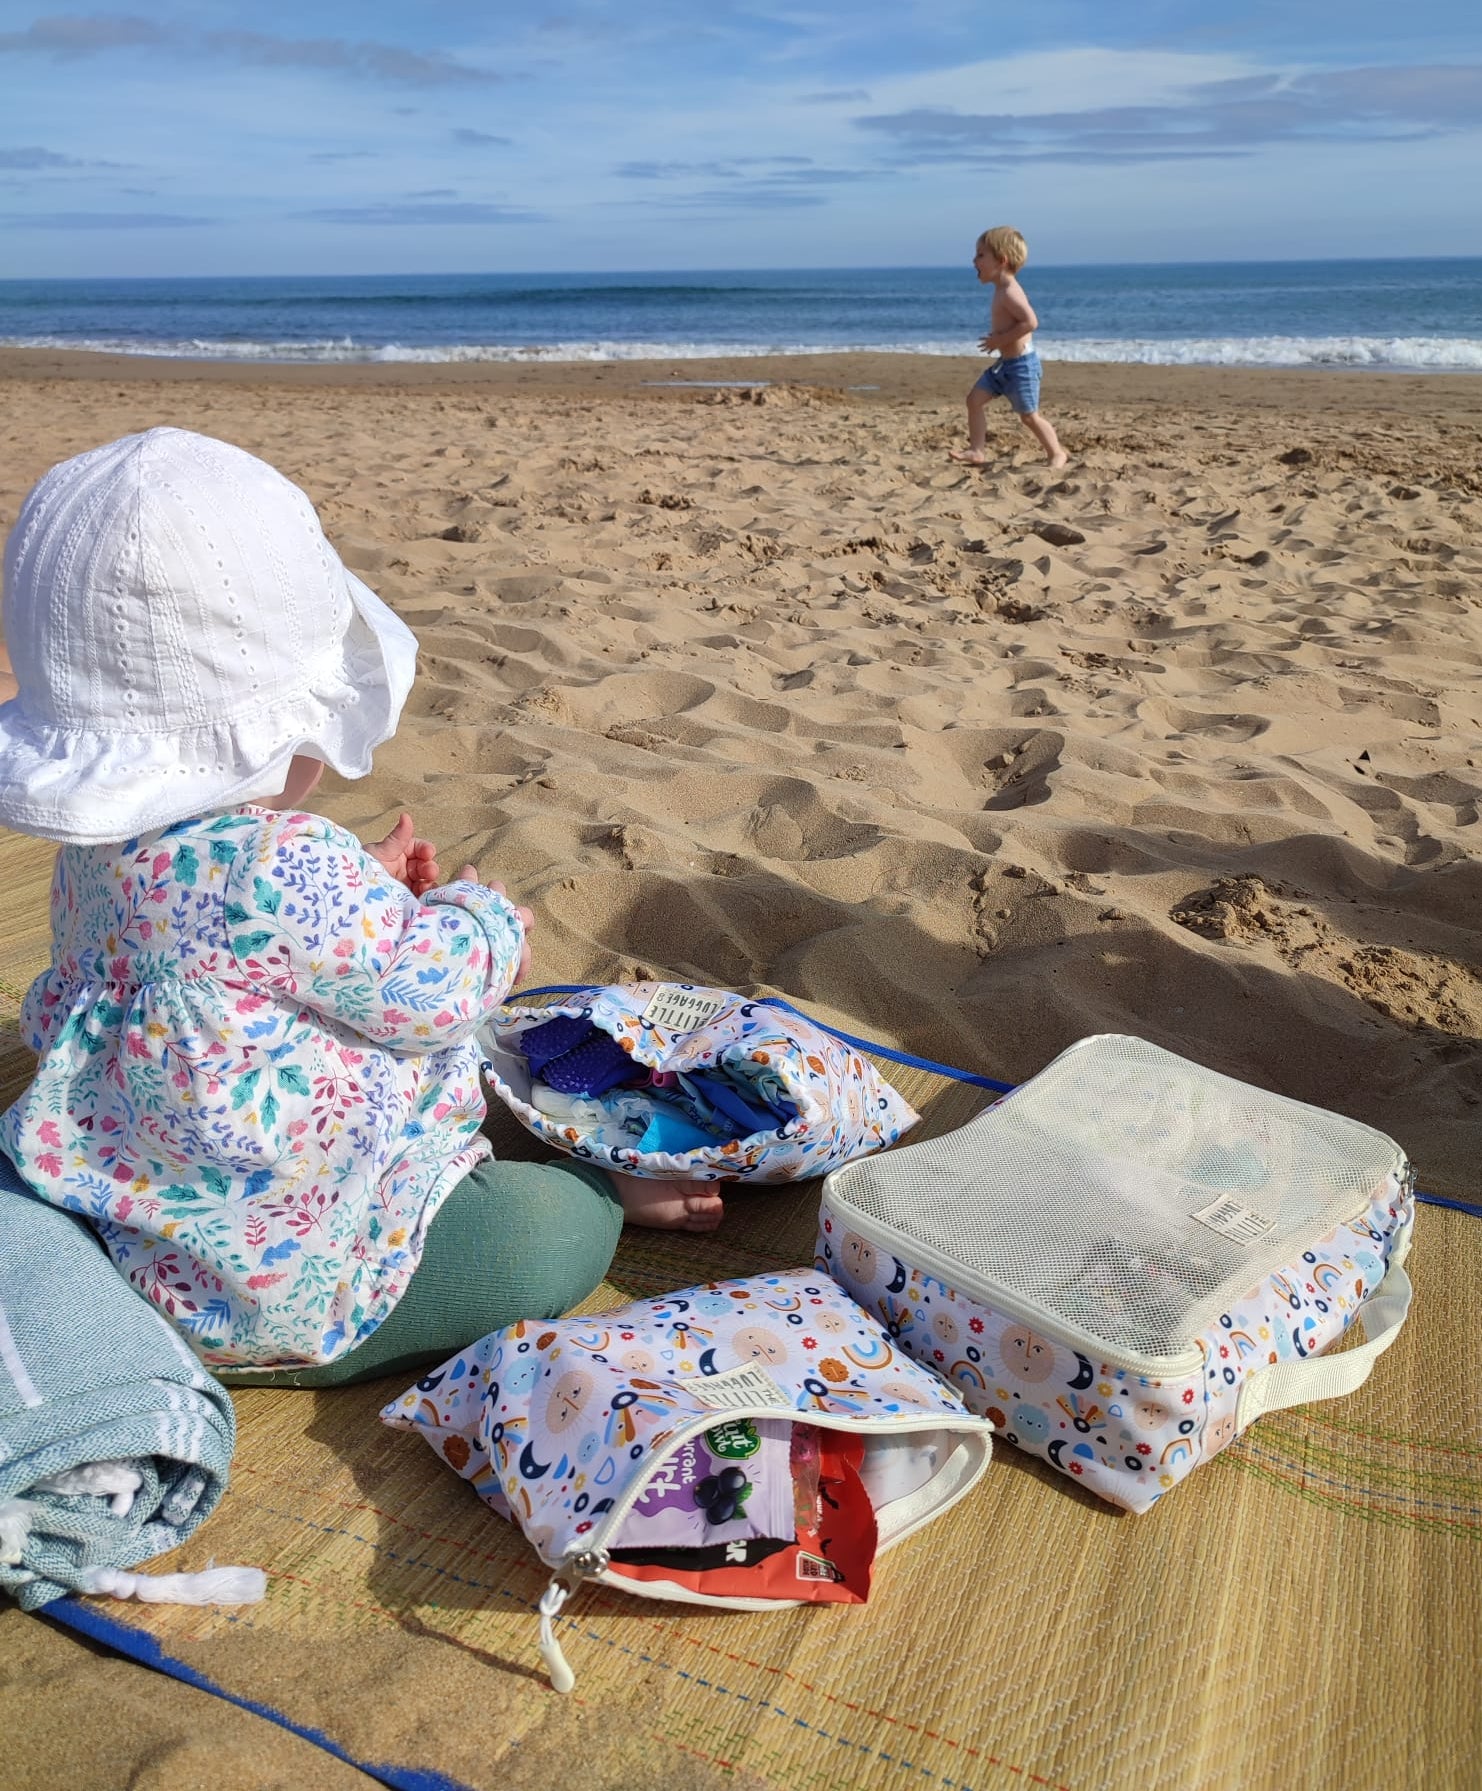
left=0, top=1156, right=256, bottom=1608
left=818, top=1034, right=1414, bottom=1513
left=382, top=1268, right=992, bottom=1689
left=483, top=982, right=919, bottom=1181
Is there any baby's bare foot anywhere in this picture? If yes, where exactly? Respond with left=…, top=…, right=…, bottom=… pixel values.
left=948, top=447, right=991, bottom=465
left=1048, top=451, right=1071, bottom=469
left=612, top=1172, right=725, bottom=1232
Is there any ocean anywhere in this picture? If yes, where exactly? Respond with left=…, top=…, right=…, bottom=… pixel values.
left=1, top=260, right=1479, bottom=371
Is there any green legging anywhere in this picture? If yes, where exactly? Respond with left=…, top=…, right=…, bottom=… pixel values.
left=217, top=1157, right=622, bottom=1389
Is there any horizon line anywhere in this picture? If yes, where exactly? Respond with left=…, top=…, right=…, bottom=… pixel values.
left=3, top=252, right=1481, bottom=286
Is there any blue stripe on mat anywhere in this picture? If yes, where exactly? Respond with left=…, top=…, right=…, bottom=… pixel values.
left=1412, top=1191, right=1482, bottom=1219
left=507, top=984, right=1467, bottom=1215
left=45, top=1600, right=475, bottom=1791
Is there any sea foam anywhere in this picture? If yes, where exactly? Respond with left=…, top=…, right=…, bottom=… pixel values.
left=2, top=333, right=1480, bottom=371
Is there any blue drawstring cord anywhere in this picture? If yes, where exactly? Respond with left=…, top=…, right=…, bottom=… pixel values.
left=503, top=984, right=1466, bottom=1215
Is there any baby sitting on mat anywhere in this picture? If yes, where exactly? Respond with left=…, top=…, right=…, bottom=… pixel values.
left=0, top=428, right=721, bottom=1389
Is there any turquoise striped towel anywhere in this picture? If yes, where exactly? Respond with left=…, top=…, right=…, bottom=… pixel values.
left=0, top=1156, right=246, bottom=1610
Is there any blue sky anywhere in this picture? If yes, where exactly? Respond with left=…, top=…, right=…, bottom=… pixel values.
left=2, top=2, right=1479, bottom=276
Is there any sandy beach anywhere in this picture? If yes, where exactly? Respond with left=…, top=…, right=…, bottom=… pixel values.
left=2, top=349, right=1479, bottom=1199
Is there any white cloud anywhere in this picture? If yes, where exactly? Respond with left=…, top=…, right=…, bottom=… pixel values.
left=849, top=48, right=1266, bottom=117
left=5, top=20, right=1478, bottom=273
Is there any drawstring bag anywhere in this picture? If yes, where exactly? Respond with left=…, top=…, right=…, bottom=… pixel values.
left=381, top=1269, right=993, bottom=1691
left=481, top=983, right=919, bottom=1181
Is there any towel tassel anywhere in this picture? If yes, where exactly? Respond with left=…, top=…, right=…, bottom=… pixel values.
left=76, top=1563, right=267, bottom=1605
left=3, top=1500, right=263, bottom=1603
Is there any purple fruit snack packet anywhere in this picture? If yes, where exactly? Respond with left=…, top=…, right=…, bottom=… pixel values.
left=614, top=1417, right=795, bottom=1550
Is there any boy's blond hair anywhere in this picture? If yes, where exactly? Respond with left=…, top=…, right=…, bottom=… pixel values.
left=977, top=226, right=1027, bottom=271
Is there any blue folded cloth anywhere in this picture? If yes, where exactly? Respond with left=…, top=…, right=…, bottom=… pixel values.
left=517, top=1017, right=796, bottom=1139
left=519, top=1014, right=598, bottom=1078
left=683, top=1070, right=794, bottom=1136
left=637, top=1109, right=721, bottom=1156
left=520, top=1017, right=639, bottom=1098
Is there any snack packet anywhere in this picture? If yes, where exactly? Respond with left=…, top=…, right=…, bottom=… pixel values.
left=607, top=1422, right=878, bottom=1604
left=612, top=1418, right=794, bottom=1551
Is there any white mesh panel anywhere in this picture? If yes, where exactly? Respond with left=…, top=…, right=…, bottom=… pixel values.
left=826, top=1035, right=1408, bottom=1359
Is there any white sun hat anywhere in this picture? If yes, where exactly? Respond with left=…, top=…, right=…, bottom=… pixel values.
left=0, top=426, right=417, bottom=846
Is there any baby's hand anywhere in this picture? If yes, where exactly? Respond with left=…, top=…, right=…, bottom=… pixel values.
left=366, top=813, right=442, bottom=896
left=459, top=870, right=535, bottom=985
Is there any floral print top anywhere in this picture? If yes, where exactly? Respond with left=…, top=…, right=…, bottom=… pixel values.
left=0, top=806, right=525, bottom=1369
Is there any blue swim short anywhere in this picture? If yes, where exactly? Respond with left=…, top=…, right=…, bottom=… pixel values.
left=974, top=350, right=1041, bottom=415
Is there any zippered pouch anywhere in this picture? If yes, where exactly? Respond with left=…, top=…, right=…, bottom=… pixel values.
left=381, top=1269, right=992, bottom=1689
left=816, top=1034, right=1414, bottom=1513
left=482, top=982, right=919, bottom=1181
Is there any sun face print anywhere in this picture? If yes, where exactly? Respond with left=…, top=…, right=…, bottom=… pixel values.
left=878, top=1378, right=940, bottom=1408
left=1133, top=1397, right=1169, bottom=1432
left=545, top=1367, right=595, bottom=1433
left=1001, top=1325, right=1057, bottom=1385
left=840, top=1232, right=880, bottom=1285
left=1205, top=1411, right=1238, bottom=1454
left=930, top=1308, right=961, bottom=1348
left=730, top=1326, right=789, bottom=1367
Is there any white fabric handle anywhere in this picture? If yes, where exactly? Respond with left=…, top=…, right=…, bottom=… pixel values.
left=1235, top=1258, right=1413, bottom=1430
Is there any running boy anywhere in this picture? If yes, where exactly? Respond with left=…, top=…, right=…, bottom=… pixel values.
left=949, top=226, right=1068, bottom=469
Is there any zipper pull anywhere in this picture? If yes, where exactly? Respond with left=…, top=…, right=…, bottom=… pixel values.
left=536, top=1547, right=609, bottom=1694
left=538, top=1579, right=577, bottom=1694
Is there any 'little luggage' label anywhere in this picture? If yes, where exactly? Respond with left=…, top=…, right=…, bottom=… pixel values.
left=1190, top=1196, right=1275, bottom=1245
left=678, top=1362, right=789, bottom=1411
left=643, top=984, right=731, bottom=1033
